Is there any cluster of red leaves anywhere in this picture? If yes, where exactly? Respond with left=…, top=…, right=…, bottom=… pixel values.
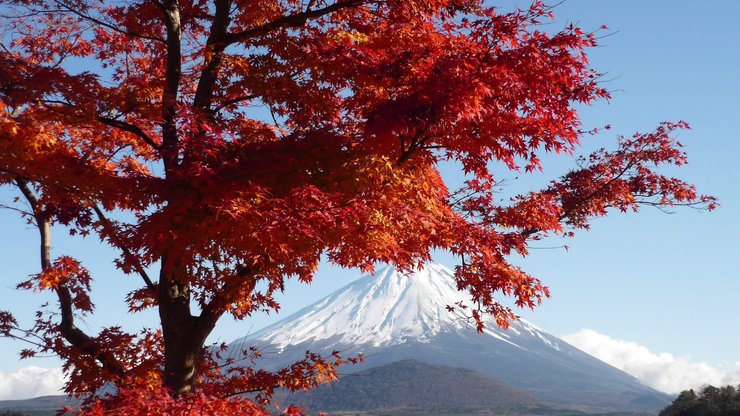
left=52, top=346, right=355, bottom=414
left=18, top=257, right=94, bottom=313
left=0, top=310, right=18, bottom=338
left=446, top=122, right=716, bottom=329
left=70, top=388, right=271, bottom=416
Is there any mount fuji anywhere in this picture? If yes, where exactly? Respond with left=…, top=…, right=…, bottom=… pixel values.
left=231, top=263, right=671, bottom=413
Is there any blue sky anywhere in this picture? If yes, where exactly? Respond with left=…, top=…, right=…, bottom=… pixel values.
left=1, top=0, right=739, bottom=399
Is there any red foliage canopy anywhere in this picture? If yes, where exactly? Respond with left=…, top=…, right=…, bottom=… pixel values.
left=0, top=0, right=714, bottom=413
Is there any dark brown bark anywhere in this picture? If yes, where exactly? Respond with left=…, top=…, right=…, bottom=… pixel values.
left=157, top=259, right=218, bottom=396
left=157, top=0, right=183, bottom=174
left=192, top=0, right=232, bottom=112
left=154, top=1, right=212, bottom=397
left=156, top=257, right=262, bottom=396
left=158, top=267, right=197, bottom=396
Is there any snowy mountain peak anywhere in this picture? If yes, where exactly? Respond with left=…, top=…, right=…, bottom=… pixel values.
left=247, top=263, right=554, bottom=350
left=231, top=263, right=671, bottom=413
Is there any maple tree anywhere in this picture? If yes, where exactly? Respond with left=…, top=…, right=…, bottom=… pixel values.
left=0, top=0, right=715, bottom=414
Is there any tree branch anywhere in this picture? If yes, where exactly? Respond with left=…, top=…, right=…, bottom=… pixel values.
left=224, top=0, right=367, bottom=43
left=96, top=116, right=161, bottom=150
left=39, top=99, right=161, bottom=151
left=192, top=0, right=232, bottom=111
left=14, top=177, right=125, bottom=377
left=13, top=177, right=50, bottom=269
left=156, top=0, right=183, bottom=173
left=212, top=94, right=258, bottom=113
left=199, top=264, right=259, bottom=330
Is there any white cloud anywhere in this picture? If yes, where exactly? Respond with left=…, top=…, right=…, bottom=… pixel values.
left=0, top=366, right=66, bottom=400
left=563, top=329, right=740, bottom=395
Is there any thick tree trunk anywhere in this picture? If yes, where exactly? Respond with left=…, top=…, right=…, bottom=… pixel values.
left=161, top=331, right=201, bottom=397
left=158, top=262, right=218, bottom=396
left=159, top=267, right=196, bottom=396
left=153, top=0, right=202, bottom=397
left=159, top=313, right=217, bottom=396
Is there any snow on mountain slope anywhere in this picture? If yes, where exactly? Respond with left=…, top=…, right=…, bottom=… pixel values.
left=244, top=263, right=546, bottom=350
left=231, top=263, right=672, bottom=412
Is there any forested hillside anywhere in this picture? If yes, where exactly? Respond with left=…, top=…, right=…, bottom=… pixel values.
left=660, top=385, right=740, bottom=416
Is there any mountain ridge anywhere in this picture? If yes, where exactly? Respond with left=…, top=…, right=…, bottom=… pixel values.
left=281, top=359, right=546, bottom=414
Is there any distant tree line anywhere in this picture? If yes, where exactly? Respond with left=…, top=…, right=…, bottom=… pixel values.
left=660, top=384, right=740, bottom=416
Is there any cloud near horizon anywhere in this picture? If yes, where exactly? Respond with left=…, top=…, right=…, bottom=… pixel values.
left=563, top=329, right=740, bottom=395
left=0, top=366, right=66, bottom=400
